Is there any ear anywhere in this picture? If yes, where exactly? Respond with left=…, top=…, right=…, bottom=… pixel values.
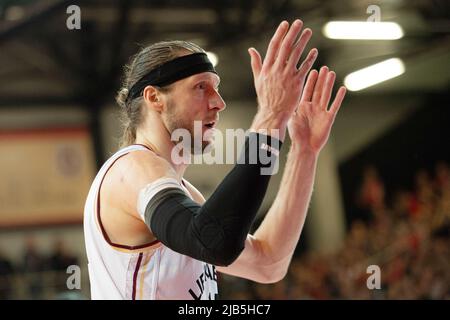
left=142, top=85, right=164, bottom=112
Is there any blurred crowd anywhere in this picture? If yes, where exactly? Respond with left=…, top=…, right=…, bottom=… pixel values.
left=220, top=161, right=450, bottom=299
left=1, top=162, right=448, bottom=300
left=0, top=238, right=78, bottom=299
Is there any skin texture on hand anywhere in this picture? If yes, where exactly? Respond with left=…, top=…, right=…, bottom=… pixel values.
left=288, top=66, right=347, bottom=153
left=248, top=20, right=318, bottom=140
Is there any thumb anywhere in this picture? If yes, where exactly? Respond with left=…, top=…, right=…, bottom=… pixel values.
left=248, top=47, right=262, bottom=79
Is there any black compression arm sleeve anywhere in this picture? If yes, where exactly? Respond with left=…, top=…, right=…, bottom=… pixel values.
left=145, top=132, right=282, bottom=266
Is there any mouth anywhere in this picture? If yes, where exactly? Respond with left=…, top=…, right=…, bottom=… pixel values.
left=204, top=120, right=217, bottom=129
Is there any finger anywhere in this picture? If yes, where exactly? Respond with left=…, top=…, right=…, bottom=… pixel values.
left=276, top=19, right=303, bottom=66
left=248, top=47, right=263, bottom=79
left=300, top=69, right=318, bottom=102
left=287, top=28, right=312, bottom=70
left=264, top=21, right=289, bottom=68
left=311, top=66, right=329, bottom=105
left=329, top=86, right=347, bottom=118
left=320, top=71, right=336, bottom=110
left=297, top=48, right=318, bottom=79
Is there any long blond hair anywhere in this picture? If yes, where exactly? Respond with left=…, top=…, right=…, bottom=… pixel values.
left=116, top=41, right=205, bottom=148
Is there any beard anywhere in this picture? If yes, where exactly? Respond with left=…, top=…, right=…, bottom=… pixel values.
left=162, top=99, right=214, bottom=156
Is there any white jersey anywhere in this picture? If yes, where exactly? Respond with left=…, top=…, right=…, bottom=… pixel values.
left=83, top=144, right=218, bottom=300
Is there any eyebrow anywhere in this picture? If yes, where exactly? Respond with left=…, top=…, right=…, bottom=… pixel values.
left=194, top=74, right=221, bottom=87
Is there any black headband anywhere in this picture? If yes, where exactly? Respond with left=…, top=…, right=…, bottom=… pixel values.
left=127, top=52, right=217, bottom=102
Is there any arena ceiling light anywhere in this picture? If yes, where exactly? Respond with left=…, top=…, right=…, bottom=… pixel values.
left=323, top=21, right=404, bottom=40
left=5, top=5, right=26, bottom=21
left=206, top=52, right=218, bottom=67
left=344, top=58, right=405, bottom=91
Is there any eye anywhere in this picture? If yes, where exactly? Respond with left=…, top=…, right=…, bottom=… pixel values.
left=196, top=82, right=207, bottom=90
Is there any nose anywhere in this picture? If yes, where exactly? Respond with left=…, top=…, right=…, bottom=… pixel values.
left=209, top=90, right=226, bottom=112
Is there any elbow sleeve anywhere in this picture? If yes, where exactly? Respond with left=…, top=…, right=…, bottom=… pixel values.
left=146, top=188, right=244, bottom=266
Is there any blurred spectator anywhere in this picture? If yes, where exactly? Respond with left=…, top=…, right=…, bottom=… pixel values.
left=22, top=236, right=46, bottom=299
left=434, top=162, right=450, bottom=192
left=413, top=169, right=436, bottom=220
left=357, top=166, right=386, bottom=222
left=0, top=249, right=14, bottom=300
left=47, top=238, right=78, bottom=271
left=46, top=238, right=78, bottom=294
left=392, top=190, right=416, bottom=221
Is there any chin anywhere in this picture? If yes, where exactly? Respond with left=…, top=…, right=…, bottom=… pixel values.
left=191, top=141, right=209, bottom=154
left=203, top=139, right=215, bottom=153
left=190, top=139, right=215, bottom=156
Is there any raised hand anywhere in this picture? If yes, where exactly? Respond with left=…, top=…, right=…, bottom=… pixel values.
left=288, top=66, right=346, bottom=153
left=248, top=20, right=318, bottom=141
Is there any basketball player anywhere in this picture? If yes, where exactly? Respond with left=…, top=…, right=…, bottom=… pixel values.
left=84, top=20, right=346, bottom=299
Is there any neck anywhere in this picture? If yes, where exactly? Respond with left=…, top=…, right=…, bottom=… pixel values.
left=134, top=116, right=188, bottom=180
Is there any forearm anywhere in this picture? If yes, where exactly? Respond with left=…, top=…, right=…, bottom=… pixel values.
left=253, top=143, right=318, bottom=266
left=142, top=133, right=282, bottom=266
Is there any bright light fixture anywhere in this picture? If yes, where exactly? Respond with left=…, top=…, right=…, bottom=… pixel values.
left=206, top=52, right=218, bottom=67
left=323, top=21, right=404, bottom=40
left=344, top=58, right=405, bottom=91
left=5, top=6, right=25, bottom=21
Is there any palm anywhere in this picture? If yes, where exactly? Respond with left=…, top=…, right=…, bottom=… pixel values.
left=291, top=101, right=333, bottom=151
left=288, top=67, right=346, bottom=153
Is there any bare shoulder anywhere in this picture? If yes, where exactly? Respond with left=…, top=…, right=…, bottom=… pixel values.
left=97, top=149, right=178, bottom=246
left=104, top=150, right=178, bottom=214
left=119, top=150, right=177, bottom=188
